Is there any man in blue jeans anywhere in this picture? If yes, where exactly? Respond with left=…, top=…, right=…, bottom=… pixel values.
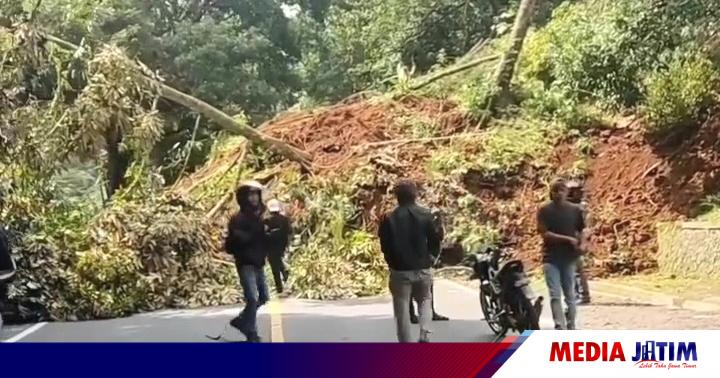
left=225, top=181, right=269, bottom=342
left=537, top=178, right=585, bottom=330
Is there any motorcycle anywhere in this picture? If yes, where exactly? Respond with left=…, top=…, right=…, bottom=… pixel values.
left=469, top=245, right=543, bottom=339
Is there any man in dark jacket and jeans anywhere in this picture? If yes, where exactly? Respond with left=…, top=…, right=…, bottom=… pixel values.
left=379, top=179, right=443, bottom=342
left=225, top=180, right=269, bottom=342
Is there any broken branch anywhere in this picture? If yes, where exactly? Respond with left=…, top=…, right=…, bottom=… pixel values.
left=409, top=54, right=500, bottom=91
left=39, top=32, right=314, bottom=170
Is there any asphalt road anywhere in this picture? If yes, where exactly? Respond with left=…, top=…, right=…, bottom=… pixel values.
left=0, top=279, right=555, bottom=343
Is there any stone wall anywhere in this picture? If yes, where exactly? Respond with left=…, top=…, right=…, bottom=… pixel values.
left=656, top=222, right=720, bottom=278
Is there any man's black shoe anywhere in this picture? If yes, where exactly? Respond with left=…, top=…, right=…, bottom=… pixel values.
left=246, top=333, right=262, bottom=343
left=432, top=313, right=449, bottom=321
left=229, top=316, right=243, bottom=331
left=410, top=314, right=419, bottom=324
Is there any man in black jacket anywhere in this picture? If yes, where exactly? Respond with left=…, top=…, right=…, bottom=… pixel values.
left=225, top=180, right=269, bottom=342
left=265, top=199, right=292, bottom=294
left=378, top=179, right=442, bottom=343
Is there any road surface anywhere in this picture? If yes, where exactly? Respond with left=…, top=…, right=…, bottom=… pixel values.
left=0, top=279, right=553, bottom=342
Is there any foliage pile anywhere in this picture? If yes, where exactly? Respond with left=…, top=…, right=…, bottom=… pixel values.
left=182, top=94, right=566, bottom=300
left=4, top=188, right=238, bottom=321
left=1, top=23, right=240, bottom=320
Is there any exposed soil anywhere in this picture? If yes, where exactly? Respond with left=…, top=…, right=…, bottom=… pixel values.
left=263, top=95, right=470, bottom=172
left=504, top=116, right=720, bottom=277
left=200, top=94, right=720, bottom=277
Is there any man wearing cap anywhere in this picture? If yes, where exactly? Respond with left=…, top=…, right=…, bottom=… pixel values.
left=225, top=180, right=269, bottom=342
left=265, top=199, right=292, bottom=294
left=379, top=179, right=442, bottom=342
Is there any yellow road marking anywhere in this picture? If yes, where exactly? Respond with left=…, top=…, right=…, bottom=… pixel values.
left=269, top=300, right=284, bottom=343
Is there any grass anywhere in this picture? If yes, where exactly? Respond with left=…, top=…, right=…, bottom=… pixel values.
left=427, top=117, right=560, bottom=180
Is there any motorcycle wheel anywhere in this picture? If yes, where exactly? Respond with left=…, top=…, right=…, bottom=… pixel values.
left=516, top=295, right=540, bottom=331
left=480, top=286, right=505, bottom=335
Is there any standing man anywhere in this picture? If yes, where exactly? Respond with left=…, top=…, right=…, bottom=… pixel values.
left=537, top=178, right=585, bottom=330
left=0, top=223, right=16, bottom=330
left=409, top=209, right=449, bottom=324
left=225, top=180, right=269, bottom=342
left=378, top=179, right=442, bottom=343
left=265, top=199, right=292, bottom=294
left=566, top=180, right=591, bottom=305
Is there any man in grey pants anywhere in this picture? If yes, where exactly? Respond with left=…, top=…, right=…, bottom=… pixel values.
left=378, top=180, right=443, bottom=342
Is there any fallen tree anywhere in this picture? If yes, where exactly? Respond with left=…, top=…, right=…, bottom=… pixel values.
left=40, top=31, right=313, bottom=170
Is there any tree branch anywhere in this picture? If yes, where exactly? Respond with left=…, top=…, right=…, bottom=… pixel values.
left=39, top=32, right=314, bottom=170
left=172, top=114, right=202, bottom=187
left=29, top=0, right=43, bottom=22
left=408, top=54, right=500, bottom=90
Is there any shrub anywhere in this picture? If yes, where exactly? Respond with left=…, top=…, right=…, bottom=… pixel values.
left=643, top=51, right=718, bottom=135
left=71, top=246, right=150, bottom=319
left=428, top=143, right=476, bottom=178
left=518, top=79, right=600, bottom=129
left=458, top=71, right=497, bottom=119
left=519, top=0, right=717, bottom=110
left=446, top=216, right=500, bottom=255
left=428, top=120, right=557, bottom=181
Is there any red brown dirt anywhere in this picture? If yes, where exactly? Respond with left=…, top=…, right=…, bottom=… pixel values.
left=262, top=95, right=469, bottom=172
left=585, top=116, right=720, bottom=275
left=506, top=116, right=720, bottom=276
left=218, top=94, right=720, bottom=277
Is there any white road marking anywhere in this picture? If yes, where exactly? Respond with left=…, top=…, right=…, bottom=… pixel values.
left=2, top=322, right=47, bottom=343
left=269, top=300, right=284, bottom=342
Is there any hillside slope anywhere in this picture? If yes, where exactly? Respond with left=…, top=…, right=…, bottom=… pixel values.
left=179, top=94, right=720, bottom=299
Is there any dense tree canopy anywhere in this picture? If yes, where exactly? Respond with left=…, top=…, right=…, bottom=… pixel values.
left=295, top=0, right=518, bottom=101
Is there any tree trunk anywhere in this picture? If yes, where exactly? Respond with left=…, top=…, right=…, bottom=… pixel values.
left=40, top=32, right=314, bottom=170
left=492, top=0, right=538, bottom=99
left=157, top=84, right=312, bottom=168
left=478, top=0, right=539, bottom=128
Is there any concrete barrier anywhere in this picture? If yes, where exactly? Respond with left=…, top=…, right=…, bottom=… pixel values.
left=657, top=222, right=720, bottom=278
